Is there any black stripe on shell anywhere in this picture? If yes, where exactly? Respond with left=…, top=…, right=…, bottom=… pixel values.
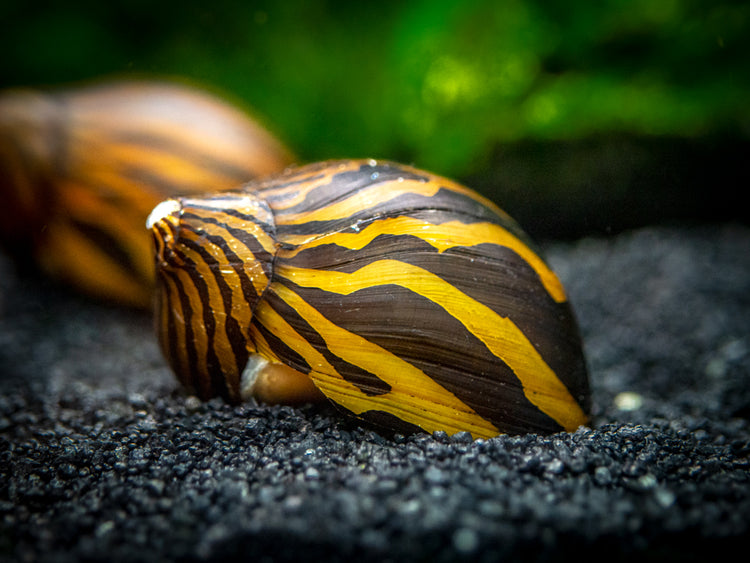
left=275, top=233, right=589, bottom=410
left=280, top=279, right=563, bottom=434
left=260, top=285, right=393, bottom=397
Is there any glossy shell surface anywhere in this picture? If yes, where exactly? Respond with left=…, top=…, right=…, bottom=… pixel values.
left=148, top=159, right=590, bottom=438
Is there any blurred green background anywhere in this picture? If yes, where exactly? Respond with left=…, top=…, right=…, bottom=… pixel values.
left=2, top=0, right=748, bottom=238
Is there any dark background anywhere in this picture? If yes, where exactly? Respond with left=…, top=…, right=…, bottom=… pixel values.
left=2, top=0, right=748, bottom=238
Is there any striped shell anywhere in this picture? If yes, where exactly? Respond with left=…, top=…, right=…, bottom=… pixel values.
left=0, top=79, right=292, bottom=307
left=148, top=159, right=590, bottom=438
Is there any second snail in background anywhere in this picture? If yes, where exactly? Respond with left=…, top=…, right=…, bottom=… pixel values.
left=0, top=79, right=292, bottom=307
left=148, top=159, right=591, bottom=439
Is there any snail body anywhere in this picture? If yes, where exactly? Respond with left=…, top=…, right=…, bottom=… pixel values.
left=0, top=79, right=292, bottom=307
left=148, top=159, right=590, bottom=438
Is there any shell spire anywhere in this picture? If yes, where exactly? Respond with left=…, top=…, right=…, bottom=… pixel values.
left=149, top=191, right=278, bottom=402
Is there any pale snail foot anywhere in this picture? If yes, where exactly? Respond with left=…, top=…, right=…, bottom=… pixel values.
left=241, top=355, right=325, bottom=405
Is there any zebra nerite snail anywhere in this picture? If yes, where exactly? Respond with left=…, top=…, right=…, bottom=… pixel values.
left=147, top=159, right=590, bottom=438
left=0, top=79, right=292, bottom=307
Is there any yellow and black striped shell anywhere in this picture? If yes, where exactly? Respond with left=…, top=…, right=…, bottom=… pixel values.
left=0, top=79, right=292, bottom=307
left=147, top=159, right=590, bottom=438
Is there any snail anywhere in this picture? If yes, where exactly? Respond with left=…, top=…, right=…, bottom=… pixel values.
left=0, top=79, right=292, bottom=307
left=147, top=159, right=590, bottom=438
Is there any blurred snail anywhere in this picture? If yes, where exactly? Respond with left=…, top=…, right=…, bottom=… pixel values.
left=0, top=79, right=292, bottom=307
left=147, top=159, right=590, bottom=438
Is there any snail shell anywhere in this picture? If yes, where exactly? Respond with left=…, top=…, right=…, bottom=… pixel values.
left=148, top=159, right=590, bottom=438
left=0, top=79, right=292, bottom=307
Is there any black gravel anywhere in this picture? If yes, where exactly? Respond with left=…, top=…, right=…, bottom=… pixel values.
left=1, top=223, right=749, bottom=563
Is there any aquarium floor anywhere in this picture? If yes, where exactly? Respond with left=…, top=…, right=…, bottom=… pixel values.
left=2, top=223, right=749, bottom=563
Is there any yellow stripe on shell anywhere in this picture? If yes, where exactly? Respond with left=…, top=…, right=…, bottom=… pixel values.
left=180, top=205, right=277, bottom=252
left=179, top=218, right=274, bottom=298
left=178, top=193, right=275, bottom=222
left=68, top=139, right=231, bottom=201
left=274, top=178, right=509, bottom=226
left=178, top=227, right=256, bottom=337
left=256, top=164, right=351, bottom=210
left=279, top=216, right=566, bottom=303
left=78, top=143, right=243, bottom=189
left=254, top=289, right=501, bottom=439
left=171, top=265, right=212, bottom=395
left=170, top=236, right=244, bottom=396
left=157, top=273, right=190, bottom=386
left=248, top=324, right=282, bottom=364
left=153, top=220, right=223, bottom=398
left=71, top=116, right=285, bottom=189
left=37, top=218, right=150, bottom=306
left=57, top=180, right=152, bottom=259
left=275, top=260, right=587, bottom=432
